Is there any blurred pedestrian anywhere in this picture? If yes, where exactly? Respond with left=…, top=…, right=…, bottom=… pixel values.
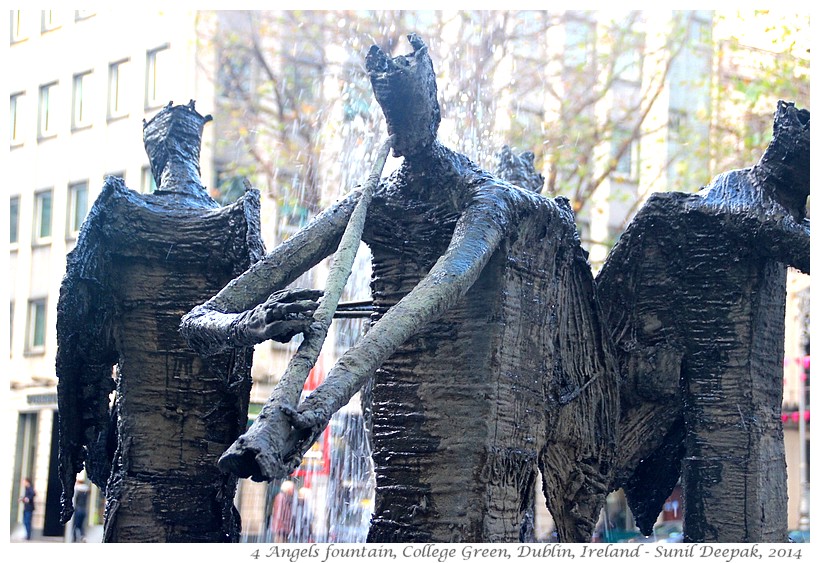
left=19, top=478, right=35, bottom=540
left=271, top=480, right=296, bottom=542
left=72, top=476, right=90, bottom=542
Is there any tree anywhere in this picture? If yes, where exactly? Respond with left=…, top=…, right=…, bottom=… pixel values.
left=181, top=35, right=809, bottom=542
left=203, top=10, right=808, bottom=268
left=203, top=11, right=686, bottom=231
left=56, top=102, right=265, bottom=541
left=710, top=11, right=810, bottom=175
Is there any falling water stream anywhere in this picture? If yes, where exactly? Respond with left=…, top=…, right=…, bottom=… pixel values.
left=235, top=233, right=377, bottom=544
left=237, top=46, right=383, bottom=538
left=231, top=12, right=690, bottom=543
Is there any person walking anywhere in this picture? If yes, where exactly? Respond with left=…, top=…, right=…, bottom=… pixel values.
left=19, top=478, right=35, bottom=540
left=270, top=480, right=296, bottom=543
left=72, top=477, right=90, bottom=542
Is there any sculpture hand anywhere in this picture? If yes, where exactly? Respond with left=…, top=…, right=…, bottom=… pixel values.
left=280, top=402, right=326, bottom=431
left=231, top=288, right=323, bottom=346
left=277, top=403, right=331, bottom=472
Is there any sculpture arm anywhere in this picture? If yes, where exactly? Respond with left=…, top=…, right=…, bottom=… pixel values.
left=216, top=184, right=524, bottom=480
left=698, top=167, right=810, bottom=275
left=284, top=187, right=520, bottom=448
left=180, top=191, right=359, bottom=355
left=754, top=215, right=809, bottom=274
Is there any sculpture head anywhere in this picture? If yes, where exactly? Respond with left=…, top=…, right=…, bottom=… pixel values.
left=752, top=100, right=810, bottom=219
left=143, top=100, right=213, bottom=198
left=367, top=34, right=441, bottom=158
left=495, top=146, right=545, bottom=193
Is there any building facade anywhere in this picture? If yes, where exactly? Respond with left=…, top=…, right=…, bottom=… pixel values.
left=6, top=9, right=214, bottom=539
left=5, top=9, right=809, bottom=542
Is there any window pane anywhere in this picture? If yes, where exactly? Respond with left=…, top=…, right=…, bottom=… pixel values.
left=141, top=166, right=157, bottom=193
left=36, top=191, right=52, bottom=239
left=39, top=86, right=49, bottom=135
left=109, top=64, right=120, bottom=115
left=34, top=303, right=45, bottom=347
left=74, top=186, right=89, bottom=230
left=109, top=60, right=129, bottom=118
left=10, top=197, right=20, bottom=244
left=11, top=10, right=25, bottom=42
left=668, top=109, right=688, bottom=138
left=73, top=72, right=92, bottom=128
left=38, top=83, right=57, bottom=138
left=41, top=193, right=52, bottom=238
left=30, top=301, right=46, bottom=349
left=73, top=75, right=83, bottom=126
left=10, top=93, right=23, bottom=144
left=41, top=10, right=59, bottom=32
left=613, top=47, right=641, bottom=83
left=564, top=18, right=594, bottom=69
left=617, top=151, right=631, bottom=175
left=611, top=130, right=635, bottom=177
left=69, top=182, right=89, bottom=234
left=146, top=46, right=170, bottom=108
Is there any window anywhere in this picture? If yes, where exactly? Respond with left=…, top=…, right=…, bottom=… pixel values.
left=10, top=10, right=26, bottom=43
left=145, top=45, right=170, bottom=109
left=72, top=71, right=93, bottom=130
left=67, top=182, right=89, bottom=238
left=38, top=82, right=58, bottom=139
left=41, top=10, right=60, bottom=33
left=108, top=59, right=130, bottom=119
left=691, top=17, right=712, bottom=46
left=26, top=299, right=47, bottom=353
left=33, top=190, right=53, bottom=243
left=613, top=34, right=644, bottom=84
left=10, top=92, right=24, bottom=146
left=668, top=109, right=688, bottom=138
left=10, top=196, right=20, bottom=245
left=564, top=17, right=595, bottom=69
left=141, top=166, right=157, bottom=193
left=611, top=129, right=639, bottom=180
